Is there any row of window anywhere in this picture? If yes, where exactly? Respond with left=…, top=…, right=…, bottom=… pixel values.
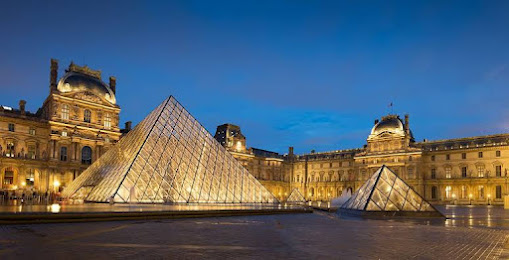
left=5, top=123, right=37, bottom=135
left=61, top=105, right=112, bottom=128
left=430, top=165, right=504, bottom=179
left=431, top=151, right=501, bottom=161
left=431, top=185, right=503, bottom=200
left=59, top=146, right=92, bottom=164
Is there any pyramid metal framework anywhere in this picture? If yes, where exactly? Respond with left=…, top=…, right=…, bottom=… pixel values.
left=340, top=165, right=443, bottom=216
left=285, top=188, right=306, bottom=204
left=63, top=96, right=278, bottom=204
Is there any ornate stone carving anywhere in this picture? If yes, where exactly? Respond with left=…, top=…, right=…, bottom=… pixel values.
left=67, top=62, right=102, bottom=79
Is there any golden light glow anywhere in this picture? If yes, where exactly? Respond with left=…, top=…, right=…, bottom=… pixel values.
left=53, top=180, right=60, bottom=187
left=469, top=193, right=473, bottom=198
left=21, top=182, right=26, bottom=186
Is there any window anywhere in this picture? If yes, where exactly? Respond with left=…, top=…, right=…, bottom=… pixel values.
left=407, top=168, right=414, bottom=179
left=496, top=185, right=502, bottom=199
left=81, top=146, right=92, bottom=165
left=445, top=167, right=452, bottom=178
left=84, top=109, right=91, bottom=123
left=3, top=167, right=14, bottom=185
left=8, top=123, right=15, bottom=132
left=477, top=165, right=485, bottom=177
left=431, top=168, right=436, bottom=179
left=61, top=131, right=68, bottom=137
left=461, top=185, right=467, bottom=199
left=61, top=104, right=69, bottom=120
left=431, top=155, right=435, bottom=161
left=29, top=128, right=36, bottom=135
left=104, top=113, right=112, bottom=128
left=27, top=144, right=36, bottom=159
left=431, top=186, right=438, bottom=199
left=409, top=156, right=413, bottom=161
left=496, top=150, right=501, bottom=157
left=329, top=163, right=332, bottom=168
left=478, top=152, right=483, bottom=158
left=462, top=153, right=466, bottom=159
left=60, top=147, right=67, bottom=161
left=461, top=167, right=467, bottom=178
left=479, top=185, right=485, bottom=199
left=496, top=165, right=502, bottom=177
left=445, top=186, right=452, bottom=199
left=26, top=169, right=34, bottom=186
left=6, top=141, right=15, bottom=157
left=446, top=154, right=450, bottom=160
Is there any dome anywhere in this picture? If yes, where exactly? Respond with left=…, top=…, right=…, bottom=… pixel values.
left=370, top=115, right=405, bottom=136
left=57, top=65, right=116, bottom=104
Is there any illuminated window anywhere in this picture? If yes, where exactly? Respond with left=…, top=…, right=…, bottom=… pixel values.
left=461, top=185, right=467, bottom=199
left=8, top=123, right=15, bottom=132
left=60, top=147, right=67, bottom=161
left=445, top=186, right=452, bottom=199
left=27, top=144, right=36, bottom=159
left=29, top=128, right=36, bottom=135
left=84, top=109, right=91, bottom=123
left=477, top=165, right=485, bottom=177
left=445, top=167, right=452, bottom=178
left=81, top=146, right=92, bottom=165
left=104, top=113, right=112, bottom=128
left=61, top=104, right=69, bottom=120
left=61, top=131, right=68, bottom=137
left=3, top=167, right=14, bottom=185
left=496, top=165, right=502, bottom=177
left=26, top=169, right=35, bottom=186
left=6, top=142, right=15, bottom=158
left=478, top=185, right=484, bottom=199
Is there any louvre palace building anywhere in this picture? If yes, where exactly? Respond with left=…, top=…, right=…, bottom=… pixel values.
left=1, top=60, right=508, bottom=205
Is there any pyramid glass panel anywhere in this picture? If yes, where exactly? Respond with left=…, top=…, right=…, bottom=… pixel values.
left=63, top=96, right=278, bottom=204
left=339, top=165, right=443, bottom=217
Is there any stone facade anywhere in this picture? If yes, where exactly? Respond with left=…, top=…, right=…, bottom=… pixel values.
left=0, top=59, right=121, bottom=193
left=217, top=115, right=509, bottom=205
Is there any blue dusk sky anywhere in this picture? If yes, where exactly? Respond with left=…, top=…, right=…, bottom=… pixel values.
left=1, top=0, right=509, bottom=154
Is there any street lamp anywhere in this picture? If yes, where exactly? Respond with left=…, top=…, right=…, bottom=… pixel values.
left=488, top=194, right=491, bottom=205
left=469, top=193, right=473, bottom=205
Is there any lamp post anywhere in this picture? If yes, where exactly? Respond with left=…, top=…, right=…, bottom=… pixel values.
left=487, top=194, right=491, bottom=205
left=469, top=193, right=473, bottom=205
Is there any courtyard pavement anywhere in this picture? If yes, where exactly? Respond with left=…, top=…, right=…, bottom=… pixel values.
left=0, top=206, right=508, bottom=259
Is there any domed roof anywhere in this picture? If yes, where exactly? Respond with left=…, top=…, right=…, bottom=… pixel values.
left=370, top=115, right=405, bottom=137
left=57, top=63, right=116, bottom=104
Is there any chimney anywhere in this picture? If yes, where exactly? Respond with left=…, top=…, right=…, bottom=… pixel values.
left=125, top=121, right=132, bottom=132
left=404, top=114, right=410, bottom=133
left=50, top=59, right=58, bottom=91
left=19, top=100, right=26, bottom=115
left=109, top=76, right=116, bottom=94
left=374, top=119, right=379, bottom=125
left=288, top=146, right=294, bottom=156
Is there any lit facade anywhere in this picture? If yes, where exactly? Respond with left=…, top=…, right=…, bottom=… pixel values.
left=0, top=59, right=122, bottom=193
left=218, top=115, right=509, bottom=205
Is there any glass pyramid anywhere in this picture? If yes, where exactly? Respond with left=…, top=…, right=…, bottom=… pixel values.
left=285, top=188, right=306, bottom=204
left=340, top=165, right=443, bottom=216
left=63, top=96, right=278, bottom=204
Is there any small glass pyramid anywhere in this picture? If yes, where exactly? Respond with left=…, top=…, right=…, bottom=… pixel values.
left=285, top=188, right=306, bottom=204
left=339, top=165, right=444, bottom=217
left=63, top=96, right=278, bottom=204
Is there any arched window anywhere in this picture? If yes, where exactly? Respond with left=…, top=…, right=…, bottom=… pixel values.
left=84, top=109, right=91, bottom=123
left=104, top=113, right=112, bottom=128
left=61, top=104, right=69, bottom=120
left=3, top=167, right=14, bottom=185
left=81, top=146, right=92, bottom=165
